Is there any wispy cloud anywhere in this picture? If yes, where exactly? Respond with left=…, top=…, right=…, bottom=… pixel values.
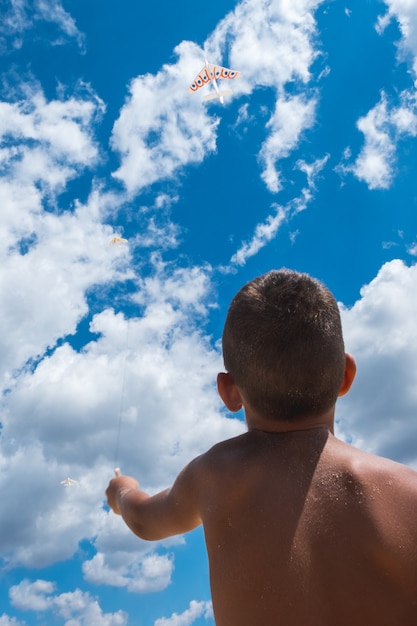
left=230, top=155, right=328, bottom=266
left=0, top=0, right=85, bottom=53
left=230, top=203, right=288, bottom=266
left=259, top=95, right=317, bottom=193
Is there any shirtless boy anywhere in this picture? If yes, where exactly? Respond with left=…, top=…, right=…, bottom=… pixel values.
left=106, top=269, right=417, bottom=626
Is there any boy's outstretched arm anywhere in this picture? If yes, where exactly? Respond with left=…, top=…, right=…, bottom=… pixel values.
left=105, top=460, right=202, bottom=541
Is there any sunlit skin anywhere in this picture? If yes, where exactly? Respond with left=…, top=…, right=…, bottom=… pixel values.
left=106, top=355, right=417, bottom=626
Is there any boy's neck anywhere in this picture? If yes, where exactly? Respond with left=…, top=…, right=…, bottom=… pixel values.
left=245, top=407, right=335, bottom=435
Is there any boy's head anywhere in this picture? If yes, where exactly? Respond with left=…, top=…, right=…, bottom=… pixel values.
left=222, top=269, right=346, bottom=421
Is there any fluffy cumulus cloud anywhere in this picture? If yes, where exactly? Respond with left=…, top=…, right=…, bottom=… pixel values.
left=9, top=579, right=127, bottom=625
left=0, top=82, right=130, bottom=392
left=336, top=260, right=417, bottom=468
left=0, top=261, right=244, bottom=570
left=82, top=508, right=183, bottom=593
left=154, top=600, right=213, bottom=626
left=83, top=548, right=175, bottom=593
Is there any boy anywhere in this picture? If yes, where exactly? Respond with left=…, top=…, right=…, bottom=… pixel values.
left=106, top=269, right=417, bottom=625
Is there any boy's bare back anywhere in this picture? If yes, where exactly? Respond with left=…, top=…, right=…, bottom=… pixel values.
left=196, top=427, right=417, bottom=626
left=106, top=270, right=417, bottom=625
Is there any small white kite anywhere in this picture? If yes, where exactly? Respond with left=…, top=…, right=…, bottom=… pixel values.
left=60, top=477, right=78, bottom=486
left=189, top=59, right=241, bottom=104
left=109, top=236, right=128, bottom=246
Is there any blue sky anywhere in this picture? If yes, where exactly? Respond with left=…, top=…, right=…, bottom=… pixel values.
left=1, top=0, right=417, bottom=624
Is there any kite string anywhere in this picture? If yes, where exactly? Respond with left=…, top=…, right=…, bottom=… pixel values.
left=114, top=318, right=130, bottom=476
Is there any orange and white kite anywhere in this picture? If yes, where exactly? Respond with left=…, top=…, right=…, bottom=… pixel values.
left=189, top=59, right=241, bottom=104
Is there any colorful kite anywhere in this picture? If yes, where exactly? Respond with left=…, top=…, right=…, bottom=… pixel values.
left=189, top=59, right=241, bottom=104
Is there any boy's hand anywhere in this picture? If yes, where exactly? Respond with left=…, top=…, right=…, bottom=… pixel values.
left=106, top=475, right=139, bottom=514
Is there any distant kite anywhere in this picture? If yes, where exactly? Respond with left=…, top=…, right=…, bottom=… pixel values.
left=189, top=59, right=241, bottom=104
left=60, top=477, right=78, bottom=486
left=109, top=237, right=128, bottom=246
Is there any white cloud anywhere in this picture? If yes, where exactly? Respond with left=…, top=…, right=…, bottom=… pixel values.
left=230, top=203, right=288, bottom=266
left=9, top=579, right=55, bottom=612
left=82, top=506, right=184, bottom=593
left=0, top=261, right=243, bottom=569
left=350, top=96, right=395, bottom=189
left=83, top=544, right=175, bottom=593
left=9, top=579, right=127, bottom=625
left=0, top=191, right=130, bottom=392
left=207, top=0, right=321, bottom=89
left=0, top=82, right=132, bottom=392
left=339, top=90, right=417, bottom=189
left=155, top=600, right=213, bottom=626
left=336, top=260, right=417, bottom=468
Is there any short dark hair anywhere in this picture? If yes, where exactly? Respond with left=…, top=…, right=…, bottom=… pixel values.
left=222, top=269, right=346, bottom=420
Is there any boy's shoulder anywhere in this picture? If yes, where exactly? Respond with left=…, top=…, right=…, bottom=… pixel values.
left=327, top=437, right=417, bottom=522
left=197, top=432, right=252, bottom=465
left=332, top=436, right=417, bottom=484
left=189, top=431, right=262, bottom=483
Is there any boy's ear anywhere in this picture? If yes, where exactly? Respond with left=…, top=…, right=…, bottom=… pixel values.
left=217, top=372, right=243, bottom=412
left=338, top=353, right=356, bottom=397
